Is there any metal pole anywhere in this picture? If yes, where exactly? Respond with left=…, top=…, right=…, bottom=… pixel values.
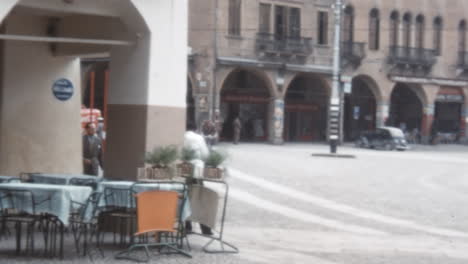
left=328, top=0, right=343, bottom=153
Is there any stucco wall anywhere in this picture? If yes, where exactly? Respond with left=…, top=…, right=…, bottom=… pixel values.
left=0, top=14, right=82, bottom=175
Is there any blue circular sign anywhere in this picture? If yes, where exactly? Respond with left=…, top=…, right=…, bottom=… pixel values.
left=52, top=78, right=74, bottom=101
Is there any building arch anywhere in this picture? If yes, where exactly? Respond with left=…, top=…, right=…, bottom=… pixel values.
left=219, top=68, right=274, bottom=142
left=388, top=83, right=427, bottom=132
left=283, top=73, right=330, bottom=142
left=434, top=87, right=465, bottom=138
left=433, top=16, right=443, bottom=55
left=344, top=75, right=380, bottom=140
left=402, top=12, right=413, bottom=48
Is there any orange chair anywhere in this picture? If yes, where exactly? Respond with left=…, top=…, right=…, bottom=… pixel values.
left=115, top=191, right=191, bottom=262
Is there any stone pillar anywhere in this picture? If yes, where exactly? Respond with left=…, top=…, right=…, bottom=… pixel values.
left=105, top=0, right=188, bottom=180
left=376, top=101, right=389, bottom=128
left=421, top=104, right=435, bottom=144
left=268, top=99, right=284, bottom=145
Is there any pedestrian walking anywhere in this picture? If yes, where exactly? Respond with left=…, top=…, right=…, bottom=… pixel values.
left=83, top=122, right=103, bottom=176
left=201, top=119, right=217, bottom=147
left=233, top=117, right=242, bottom=144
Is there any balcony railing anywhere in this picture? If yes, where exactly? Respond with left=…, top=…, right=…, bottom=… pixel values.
left=341, top=41, right=366, bottom=66
left=255, top=33, right=312, bottom=57
left=457, top=51, right=468, bottom=70
left=388, top=46, right=437, bottom=67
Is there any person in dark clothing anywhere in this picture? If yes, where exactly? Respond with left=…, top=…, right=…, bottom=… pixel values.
left=83, top=122, right=102, bottom=175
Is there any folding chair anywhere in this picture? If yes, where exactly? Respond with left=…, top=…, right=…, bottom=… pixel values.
left=115, top=191, right=192, bottom=262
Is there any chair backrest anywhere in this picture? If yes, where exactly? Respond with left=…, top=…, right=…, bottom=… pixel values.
left=104, top=187, right=134, bottom=209
left=78, top=191, right=102, bottom=222
left=135, top=191, right=178, bottom=236
left=69, top=178, right=97, bottom=190
left=0, top=189, right=36, bottom=215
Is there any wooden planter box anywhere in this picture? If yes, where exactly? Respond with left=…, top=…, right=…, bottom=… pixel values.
left=137, top=167, right=172, bottom=181
left=203, top=167, right=223, bottom=180
left=177, top=162, right=194, bottom=178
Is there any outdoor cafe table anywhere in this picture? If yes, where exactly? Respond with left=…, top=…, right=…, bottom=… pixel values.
left=29, top=173, right=102, bottom=186
left=0, top=183, right=92, bottom=226
left=99, top=181, right=191, bottom=220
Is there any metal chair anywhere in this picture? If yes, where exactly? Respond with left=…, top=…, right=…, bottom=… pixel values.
left=115, top=190, right=192, bottom=262
left=69, top=177, right=98, bottom=190
left=100, top=187, right=136, bottom=246
left=0, top=188, right=45, bottom=255
left=70, top=191, right=103, bottom=258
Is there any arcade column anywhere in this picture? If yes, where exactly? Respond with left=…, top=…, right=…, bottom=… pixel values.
left=421, top=104, right=435, bottom=144
left=375, top=101, right=389, bottom=128
left=268, top=99, right=284, bottom=145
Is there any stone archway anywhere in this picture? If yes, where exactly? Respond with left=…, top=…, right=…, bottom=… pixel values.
left=344, top=75, right=379, bottom=141
left=434, top=87, right=465, bottom=139
left=283, top=73, right=330, bottom=142
left=219, top=68, right=273, bottom=142
left=388, top=83, right=425, bottom=132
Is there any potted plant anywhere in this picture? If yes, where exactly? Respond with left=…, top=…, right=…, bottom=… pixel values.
left=141, top=145, right=178, bottom=180
left=203, top=149, right=227, bottom=179
left=177, top=147, right=196, bottom=177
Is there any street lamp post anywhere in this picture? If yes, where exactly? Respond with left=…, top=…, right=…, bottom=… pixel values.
left=328, top=0, right=343, bottom=153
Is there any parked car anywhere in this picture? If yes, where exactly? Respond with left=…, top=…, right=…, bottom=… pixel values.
left=355, top=127, right=409, bottom=151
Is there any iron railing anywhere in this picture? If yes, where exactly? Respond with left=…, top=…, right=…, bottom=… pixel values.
left=341, top=41, right=366, bottom=65
left=457, top=51, right=468, bottom=70
left=255, top=33, right=312, bottom=56
left=388, top=46, right=437, bottom=66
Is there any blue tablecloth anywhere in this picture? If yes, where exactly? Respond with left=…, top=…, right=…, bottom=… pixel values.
left=99, top=181, right=191, bottom=220
left=0, top=183, right=92, bottom=226
left=30, top=173, right=102, bottom=185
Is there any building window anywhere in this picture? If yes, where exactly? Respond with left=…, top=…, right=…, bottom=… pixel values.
left=433, top=17, right=443, bottom=55
left=459, top=20, right=466, bottom=53
left=289, top=7, right=301, bottom=38
left=273, top=5, right=301, bottom=40
left=415, top=14, right=425, bottom=49
left=318, top=11, right=328, bottom=45
left=343, top=6, right=354, bottom=43
left=228, top=0, right=241, bottom=36
left=402, top=12, right=412, bottom=48
left=259, top=3, right=271, bottom=34
left=390, top=11, right=399, bottom=47
left=369, top=8, right=380, bottom=50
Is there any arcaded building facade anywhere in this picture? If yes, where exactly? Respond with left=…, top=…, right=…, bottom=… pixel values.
left=188, top=0, right=468, bottom=144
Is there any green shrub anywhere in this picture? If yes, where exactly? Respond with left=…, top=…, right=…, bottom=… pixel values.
left=204, top=149, right=228, bottom=168
left=181, top=147, right=197, bottom=162
left=145, top=145, right=179, bottom=168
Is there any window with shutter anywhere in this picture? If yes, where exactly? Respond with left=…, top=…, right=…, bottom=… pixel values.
left=288, top=8, right=301, bottom=39
left=343, top=6, right=354, bottom=43
left=229, top=0, right=241, bottom=36
left=369, top=9, right=379, bottom=50
left=259, top=3, right=271, bottom=34
left=390, top=11, right=399, bottom=47
left=403, top=13, right=412, bottom=48
left=415, top=15, right=425, bottom=49
left=318, top=11, right=328, bottom=45
left=433, top=17, right=443, bottom=55
left=274, top=6, right=287, bottom=40
left=459, top=20, right=466, bottom=53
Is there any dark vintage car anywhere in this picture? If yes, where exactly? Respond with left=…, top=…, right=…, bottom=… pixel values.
left=354, top=127, right=409, bottom=151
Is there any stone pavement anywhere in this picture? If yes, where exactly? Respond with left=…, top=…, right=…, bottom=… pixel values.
left=1, top=143, right=468, bottom=263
